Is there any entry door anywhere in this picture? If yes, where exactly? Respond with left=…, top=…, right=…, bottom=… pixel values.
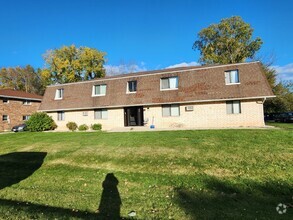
left=124, top=107, right=143, bottom=126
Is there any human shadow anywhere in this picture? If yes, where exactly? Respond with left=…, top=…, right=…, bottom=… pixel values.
left=174, top=175, right=293, bottom=219
left=0, top=152, right=47, bottom=190
left=98, top=173, right=122, bottom=219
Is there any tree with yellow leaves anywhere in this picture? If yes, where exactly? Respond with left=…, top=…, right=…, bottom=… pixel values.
left=41, top=45, right=106, bottom=84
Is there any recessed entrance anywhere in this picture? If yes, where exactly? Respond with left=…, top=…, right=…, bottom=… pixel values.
left=124, top=106, right=144, bottom=126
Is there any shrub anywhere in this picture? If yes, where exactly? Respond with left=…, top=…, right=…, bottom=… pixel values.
left=78, top=124, right=89, bottom=131
left=91, top=123, right=102, bottom=131
left=26, top=112, right=57, bottom=132
left=66, top=122, right=78, bottom=131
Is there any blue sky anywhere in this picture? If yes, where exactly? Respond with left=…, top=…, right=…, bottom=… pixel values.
left=0, top=0, right=292, bottom=80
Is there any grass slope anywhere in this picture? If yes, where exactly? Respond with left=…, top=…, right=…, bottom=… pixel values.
left=0, top=129, right=292, bottom=219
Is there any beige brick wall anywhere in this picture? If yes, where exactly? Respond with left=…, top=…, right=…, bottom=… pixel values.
left=49, top=99, right=265, bottom=131
left=0, top=98, right=41, bottom=131
left=143, top=99, right=265, bottom=129
left=48, top=108, right=125, bottom=131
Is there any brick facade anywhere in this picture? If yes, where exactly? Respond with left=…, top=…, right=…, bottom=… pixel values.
left=48, top=99, right=265, bottom=131
left=0, top=98, right=41, bottom=131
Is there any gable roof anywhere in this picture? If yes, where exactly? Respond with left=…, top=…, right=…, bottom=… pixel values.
left=39, top=61, right=274, bottom=111
left=0, top=89, right=43, bottom=101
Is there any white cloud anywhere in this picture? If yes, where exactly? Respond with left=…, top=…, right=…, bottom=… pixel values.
left=165, top=61, right=200, bottom=69
left=105, top=63, right=147, bottom=76
left=273, top=63, right=293, bottom=81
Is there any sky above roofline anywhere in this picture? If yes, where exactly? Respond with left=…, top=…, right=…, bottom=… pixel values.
left=0, top=0, right=292, bottom=81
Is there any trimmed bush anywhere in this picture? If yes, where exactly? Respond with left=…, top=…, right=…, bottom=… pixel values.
left=91, top=123, right=102, bottom=131
left=66, top=122, right=78, bottom=131
left=78, top=124, right=89, bottom=131
left=26, top=112, right=57, bottom=132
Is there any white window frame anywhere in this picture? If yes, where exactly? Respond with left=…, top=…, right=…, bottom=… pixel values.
left=23, top=100, right=31, bottom=105
left=160, top=76, right=179, bottom=91
left=55, top=88, right=64, bottom=100
left=2, top=115, right=9, bottom=121
left=3, top=98, right=9, bottom=104
left=226, top=100, right=241, bottom=114
left=162, top=104, right=180, bottom=117
left=94, top=109, right=108, bottom=119
left=127, top=80, right=137, bottom=93
left=225, top=70, right=240, bottom=85
left=92, top=84, right=107, bottom=96
left=23, top=115, right=30, bottom=121
left=57, top=111, right=65, bottom=121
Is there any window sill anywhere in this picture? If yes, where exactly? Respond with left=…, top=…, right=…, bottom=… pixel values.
left=226, top=83, right=240, bottom=85
left=54, top=98, right=63, bottom=100
left=160, top=88, right=178, bottom=91
left=92, top=94, right=106, bottom=97
left=126, top=91, right=137, bottom=94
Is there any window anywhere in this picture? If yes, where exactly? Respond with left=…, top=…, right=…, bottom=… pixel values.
left=127, top=81, right=137, bottom=93
left=93, top=84, right=107, bottom=96
left=23, top=100, right=31, bottom=105
left=161, top=76, right=178, bottom=90
left=82, top=111, right=88, bottom=116
left=2, top=115, right=8, bottom=121
left=3, top=98, right=9, bottom=104
left=162, top=104, right=180, bottom=117
left=57, top=111, right=65, bottom=121
left=23, top=115, right=30, bottom=121
left=225, top=70, right=239, bottom=84
left=94, top=109, right=108, bottom=119
left=226, top=101, right=241, bottom=114
left=55, top=88, right=64, bottom=99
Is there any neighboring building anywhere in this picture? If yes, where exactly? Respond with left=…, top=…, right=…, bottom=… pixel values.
left=39, top=61, right=274, bottom=131
left=0, top=89, right=42, bottom=131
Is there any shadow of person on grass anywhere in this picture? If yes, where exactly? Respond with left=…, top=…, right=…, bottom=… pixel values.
left=0, top=152, right=47, bottom=190
left=98, top=173, right=122, bottom=219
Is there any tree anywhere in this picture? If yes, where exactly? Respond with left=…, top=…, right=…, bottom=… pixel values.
left=42, top=45, right=106, bottom=84
left=193, top=16, right=263, bottom=64
left=0, top=65, right=45, bottom=95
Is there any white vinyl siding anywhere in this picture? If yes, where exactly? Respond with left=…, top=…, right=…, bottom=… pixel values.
left=226, top=101, right=241, bottom=114
left=225, top=70, right=239, bottom=84
left=161, top=76, right=178, bottom=90
left=93, top=84, right=107, bottom=96
left=94, top=109, right=108, bottom=119
left=162, top=104, right=180, bottom=117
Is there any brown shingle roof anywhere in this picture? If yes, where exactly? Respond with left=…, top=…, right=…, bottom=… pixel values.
left=39, top=62, right=274, bottom=111
left=0, top=89, right=42, bottom=101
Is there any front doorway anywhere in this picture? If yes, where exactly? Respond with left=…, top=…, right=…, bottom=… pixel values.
left=124, top=106, right=144, bottom=126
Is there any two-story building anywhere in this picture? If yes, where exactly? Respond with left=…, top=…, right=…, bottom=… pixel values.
left=0, top=89, right=43, bottom=131
left=39, top=61, right=274, bottom=131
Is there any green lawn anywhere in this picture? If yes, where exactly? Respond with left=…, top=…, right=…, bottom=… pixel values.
left=0, top=129, right=292, bottom=219
left=266, top=122, right=293, bottom=129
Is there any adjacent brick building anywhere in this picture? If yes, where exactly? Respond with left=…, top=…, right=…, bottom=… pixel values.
left=0, top=89, right=42, bottom=131
left=39, top=61, right=274, bottom=131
